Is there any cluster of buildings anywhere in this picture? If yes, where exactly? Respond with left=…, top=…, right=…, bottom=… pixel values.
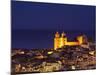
left=14, top=61, right=62, bottom=73
left=11, top=32, right=96, bottom=74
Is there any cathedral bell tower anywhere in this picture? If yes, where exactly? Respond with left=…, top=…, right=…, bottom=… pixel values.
left=60, top=32, right=67, bottom=47
left=54, top=32, right=60, bottom=50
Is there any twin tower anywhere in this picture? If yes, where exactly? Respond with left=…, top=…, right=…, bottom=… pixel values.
left=54, top=32, right=85, bottom=50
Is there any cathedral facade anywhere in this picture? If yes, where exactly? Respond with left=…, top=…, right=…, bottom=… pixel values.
left=54, top=32, right=86, bottom=50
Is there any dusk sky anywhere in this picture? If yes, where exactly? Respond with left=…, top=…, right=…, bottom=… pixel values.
left=12, top=1, right=96, bottom=49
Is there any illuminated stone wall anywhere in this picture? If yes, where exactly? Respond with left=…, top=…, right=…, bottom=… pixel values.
left=54, top=32, right=84, bottom=50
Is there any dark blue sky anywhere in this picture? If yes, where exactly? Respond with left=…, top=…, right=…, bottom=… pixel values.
left=11, top=1, right=96, bottom=49
left=12, top=1, right=95, bottom=31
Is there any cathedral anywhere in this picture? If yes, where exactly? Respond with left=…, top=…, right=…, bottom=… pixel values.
left=54, top=32, right=87, bottom=50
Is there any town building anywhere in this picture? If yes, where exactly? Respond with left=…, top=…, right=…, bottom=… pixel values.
left=54, top=32, right=87, bottom=50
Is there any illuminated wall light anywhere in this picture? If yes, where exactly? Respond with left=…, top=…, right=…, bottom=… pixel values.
left=71, top=65, right=76, bottom=70
left=48, top=51, right=53, bottom=54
